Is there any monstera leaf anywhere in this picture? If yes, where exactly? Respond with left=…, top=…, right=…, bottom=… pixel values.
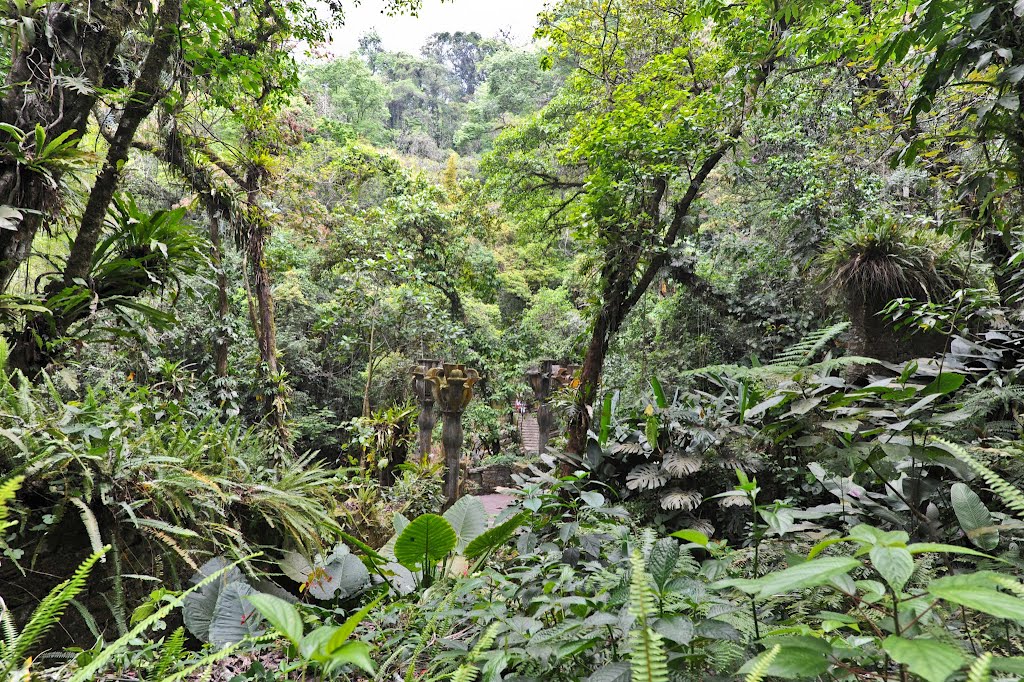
left=394, top=514, right=457, bottom=571
left=627, top=463, right=669, bottom=491
left=443, top=496, right=486, bottom=551
left=660, top=489, right=703, bottom=511
left=662, top=453, right=702, bottom=477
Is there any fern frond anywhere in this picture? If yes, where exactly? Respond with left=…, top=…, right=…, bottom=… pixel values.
left=1, top=546, right=109, bottom=677
left=154, top=627, right=187, bottom=679
left=771, top=322, right=850, bottom=367
left=0, top=476, right=22, bottom=533
left=934, top=439, right=1024, bottom=518
left=68, top=554, right=254, bottom=681
left=161, top=638, right=248, bottom=682
left=69, top=497, right=105, bottom=562
left=744, top=645, right=781, bottom=682
left=628, top=550, right=669, bottom=682
left=967, top=653, right=992, bottom=682
left=450, top=623, right=500, bottom=682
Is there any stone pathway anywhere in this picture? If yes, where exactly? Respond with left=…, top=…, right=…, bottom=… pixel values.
left=478, top=493, right=515, bottom=522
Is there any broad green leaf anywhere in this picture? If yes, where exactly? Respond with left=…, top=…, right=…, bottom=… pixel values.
left=442, top=495, right=486, bottom=551
left=208, top=581, right=262, bottom=648
left=714, top=557, right=861, bottom=599
left=307, top=546, right=370, bottom=600
left=929, top=574, right=1024, bottom=621
left=882, top=637, right=965, bottom=682
left=654, top=615, right=694, bottom=645
left=992, top=657, right=1024, bottom=674
left=670, top=529, right=708, bottom=546
left=465, top=512, right=526, bottom=559
left=394, top=513, right=457, bottom=570
left=738, top=636, right=831, bottom=678
left=647, top=537, right=680, bottom=591
left=587, top=661, right=631, bottom=682
left=920, top=372, right=965, bottom=396
left=869, top=545, right=914, bottom=593
left=300, top=625, right=339, bottom=662
left=328, top=640, right=375, bottom=674
left=246, top=593, right=302, bottom=646
left=950, top=483, right=998, bottom=550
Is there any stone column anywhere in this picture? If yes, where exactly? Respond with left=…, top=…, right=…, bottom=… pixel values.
left=426, top=363, right=480, bottom=508
left=526, top=359, right=555, bottom=454
left=411, top=359, right=442, bottom=464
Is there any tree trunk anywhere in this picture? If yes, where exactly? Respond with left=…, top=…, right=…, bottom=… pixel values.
left=245, top=223, right=291, bottom=454
left=63, top=0, right=180, bottom=284
left=362, top=322, right=376, bottom=418
left=565, top=306, right=614, bottom=462
left=209, top=208, right=230, bottom=380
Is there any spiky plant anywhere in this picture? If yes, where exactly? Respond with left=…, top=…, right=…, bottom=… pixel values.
left=819, top=221, right=963, bottom=364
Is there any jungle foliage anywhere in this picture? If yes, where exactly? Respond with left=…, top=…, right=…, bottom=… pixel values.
left=1, top=0, right=1024, bottom=680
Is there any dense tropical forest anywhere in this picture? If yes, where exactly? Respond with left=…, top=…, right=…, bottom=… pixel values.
left=2, top=0, right=1024, bottom=679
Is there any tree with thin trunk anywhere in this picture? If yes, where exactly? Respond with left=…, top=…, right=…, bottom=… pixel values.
left=489, top=0, right=791, bottom=462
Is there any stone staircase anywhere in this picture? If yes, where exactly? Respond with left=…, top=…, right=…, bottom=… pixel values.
left=519, top=414, right=540, bottom=453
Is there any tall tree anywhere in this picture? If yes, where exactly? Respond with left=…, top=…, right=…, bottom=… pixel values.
left=489, top=0, right=873, bottom=459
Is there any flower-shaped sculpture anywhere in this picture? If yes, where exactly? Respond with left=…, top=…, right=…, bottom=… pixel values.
left=423, top=363, right=481, bottom=507
left=411, top=359, right=442, bottom=464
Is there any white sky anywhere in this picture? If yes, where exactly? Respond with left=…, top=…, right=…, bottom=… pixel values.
left=330, top=0, right=550, bottom=55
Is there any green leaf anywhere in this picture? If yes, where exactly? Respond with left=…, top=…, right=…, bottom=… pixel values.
left=208, top=581, right=262, bottom=648
left=329, top=592, right=385, bottom=650
left=714, top=557, right=861, bottom=599
left=394, top=513, right=457, bottom=570
left=929, top=574, right=1024, bottom=621
left=442, top=495, right=487, bottom=552
left=869, top=545, right=914, bottom=593
left=328, top=640, right=375, bottom=674
left=650, top=375, right=668, bottom=408
left=647, top=538, right=679, bottom=592
left=906, top=543, right=998, bottom=561
left=738, top=637, right=831, bottom=679
left=587, top=661, right=631, bottom=682
left=670, top=529, right=708, bottom=547
left=882, top=637, right=965, bottom=682
left=654, top=615, right=693, bottom=645
left=950, top=483, right=998, bottom=550
left=246, top=593, right=302, bottom=646
left=921, top=372, right=965, bottom=396
left=465, top=513, right=526, bottom=559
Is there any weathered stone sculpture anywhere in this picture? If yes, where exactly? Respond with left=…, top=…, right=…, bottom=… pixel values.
left=411, top=359, right=442, bottom=464
left=526, top=359, right=557, bottom=454
left=526, top=360, right=580, bottom=454
left=424, top=363, right=480, bottom=508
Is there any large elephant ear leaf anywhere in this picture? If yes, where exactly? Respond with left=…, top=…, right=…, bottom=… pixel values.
left=465, top=513, right=527, bottom=560
left=208, top=581, right=263, bottom=648
left=951, top=483, right=999, bottom=550
left=394, top=514, right=457, bottom=570
left=443, top=496, right=486, bottom=551
left=182, top=556, right=244, bottom=641
left=307, top=545, right=371, bottom=601
left=280, top=550, right=314, bottom=585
